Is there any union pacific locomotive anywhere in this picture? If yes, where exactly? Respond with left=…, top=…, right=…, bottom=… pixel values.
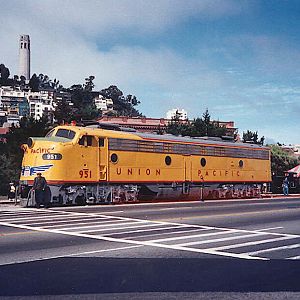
left=19, top=123, right=271, bottom=205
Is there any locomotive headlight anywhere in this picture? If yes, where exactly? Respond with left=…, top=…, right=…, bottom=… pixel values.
left=27, top=137, right=35, bottom=148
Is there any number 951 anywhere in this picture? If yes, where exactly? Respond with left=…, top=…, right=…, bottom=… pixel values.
left=79, top=169, right=92, bottom=178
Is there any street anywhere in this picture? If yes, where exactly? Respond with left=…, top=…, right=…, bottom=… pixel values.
left=1, top=197, right=300, bottom=299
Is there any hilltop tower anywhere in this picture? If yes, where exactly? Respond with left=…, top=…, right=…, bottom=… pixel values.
left=19, top=35, right=30, bottom=80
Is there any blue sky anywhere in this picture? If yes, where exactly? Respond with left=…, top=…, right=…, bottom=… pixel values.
left=1, top=0, right=300, bottom=144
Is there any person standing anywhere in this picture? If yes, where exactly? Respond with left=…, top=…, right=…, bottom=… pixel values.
left=32, top=173, right=48, bottom=208
left=8, top=182, right=16, bottom=201
left=282, top=177, right=289, bottom=196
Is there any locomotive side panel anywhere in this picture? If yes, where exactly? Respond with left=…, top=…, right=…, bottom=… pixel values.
left=191, top=156, right=271, bottom=183
left=108, top=150, right=185, bottom=183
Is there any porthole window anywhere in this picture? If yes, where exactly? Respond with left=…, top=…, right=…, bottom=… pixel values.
left=239, top=160, right=244, bottom=168
left=111, top=153, right=118, bottom=163
left=200, top=158, right=206, bottom=167
left=165, top=156, right=172, bottom=166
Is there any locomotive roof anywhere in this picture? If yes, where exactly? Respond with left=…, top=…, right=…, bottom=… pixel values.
left=55, top=125, right=269, bottom=150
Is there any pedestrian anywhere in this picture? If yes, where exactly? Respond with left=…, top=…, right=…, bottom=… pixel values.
left=8, top=182, right=16, bottom=201
left=32, top=172, right=48, bottom=208
left=282, top=177, right=289, bottom=196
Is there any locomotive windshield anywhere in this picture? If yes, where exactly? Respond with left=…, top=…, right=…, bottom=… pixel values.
left=55, top=129, right=76, bottom=140
left=45, top=129, right=55, bottom=137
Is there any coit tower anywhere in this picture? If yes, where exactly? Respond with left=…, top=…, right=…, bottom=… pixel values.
left=19, top=35, right=30, bottom=80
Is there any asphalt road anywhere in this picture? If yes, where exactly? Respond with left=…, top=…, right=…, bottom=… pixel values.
left=1, top=197, right=300, bottom=299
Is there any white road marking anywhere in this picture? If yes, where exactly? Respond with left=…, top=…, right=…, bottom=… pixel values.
left=0, top=213, right=74, bottom=222
left=247, top=243, right=300, bottom=256
left=77, top=222, right=167, bottom=234
left=101, top=210, right=124, bottom=214
left=1, top=208, right=300, bottom=261
left=210, top=236, right=297, bottom=251
left=116, top=227, right=209, bottom=240
left=23, top=216, right=109, bottom=226
left=176, top=233, right=267, bottom=247
left=41, top=219, right=128, bottom=229
left=146, top=229, right=235, bottom=243
left=287, top=255, right=300, bottom=260
left=0, top=220, right=265, bottom=260
left=0, top=245, right=143, bottom=266
left=255, top=227, right=283, bottom=232
left=55, top=220, right=147, bottom=231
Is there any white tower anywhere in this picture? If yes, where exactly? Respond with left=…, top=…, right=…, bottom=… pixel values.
left=19, top=35, right=31, bottom=80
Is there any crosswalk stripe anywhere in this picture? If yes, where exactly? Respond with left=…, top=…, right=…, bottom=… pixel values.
left=176, top=232, right=267, bottom=247
left=78, top=222, right=167, bottom=234
left=41, top=219, right=128, bottom=229
left=247, top=243, right=300, bottom=256
left=210, top=236, right=297, bottom=251
left=54, top=220, right=147, bottom=231
left=146, top=229, right=234, bottom=243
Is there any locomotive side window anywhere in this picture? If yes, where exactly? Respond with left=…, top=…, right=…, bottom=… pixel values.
left=56, top=129, right=76, bottom=140
left=111, top=153, right=118, bottom=163
left=200, top=157, right=206, bottom=167
left=78, top=135, right=96, bottom=147
left=99, top=138, right=105, bottom=147
left=165, top=156, right=172, bottom=165
left=239, top=160, right=244, bottom=168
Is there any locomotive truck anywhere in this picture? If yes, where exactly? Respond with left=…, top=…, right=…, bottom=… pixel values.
left=19, top=124, right=271, bottom=205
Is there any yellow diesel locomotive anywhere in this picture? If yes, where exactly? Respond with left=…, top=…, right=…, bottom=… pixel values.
left=19, top=124, right=271, bottom=205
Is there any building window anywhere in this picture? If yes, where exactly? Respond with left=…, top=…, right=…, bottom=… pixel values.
left=24, top=43, right=27, bottom=49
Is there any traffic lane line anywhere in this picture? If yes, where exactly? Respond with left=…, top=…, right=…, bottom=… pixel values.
left=0, top=245, right=144, bottom=266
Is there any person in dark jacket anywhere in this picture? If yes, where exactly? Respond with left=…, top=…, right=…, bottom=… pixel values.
left=32, top=173, right=48, bottom=208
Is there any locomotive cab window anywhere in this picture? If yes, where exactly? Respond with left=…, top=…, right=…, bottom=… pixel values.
left=78, top=135, right=96, bottom=147
left=56, top=129, right=76, bottom=140
left=45, top=129, right=55, bottom=137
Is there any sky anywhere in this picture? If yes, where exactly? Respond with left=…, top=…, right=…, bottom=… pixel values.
left=1, top=0, right=300, bottom=144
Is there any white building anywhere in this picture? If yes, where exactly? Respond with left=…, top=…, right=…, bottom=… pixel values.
left=166, top=108, right=188, bottom=120
left=0, top=86, right=26, bottom=107
left=28, top=90, right=55, bottom=120
left=94, top=95, right=113, bottom=112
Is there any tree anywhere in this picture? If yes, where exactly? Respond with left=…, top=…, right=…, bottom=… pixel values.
left=29, top=73, right=40, bottom=92
left=166, top=109, right=227, bottom=138
left=99, top=85, right=142, bottom=117
left=84, top=76, right=95, bottom=92
left=53, top=98, right=74, bottom=124
left=0, top=117, right=51, bottom=195
left=67, top=78, right=100, bottom=121
left=269, top=145, right=299, bottom=177
left=0, top=63, right=10, bottom=85
left=243, top=130, right=265, bottom=145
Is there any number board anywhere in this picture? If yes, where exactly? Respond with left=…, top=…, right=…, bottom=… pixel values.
left=42, top=153, right=62, bottom=160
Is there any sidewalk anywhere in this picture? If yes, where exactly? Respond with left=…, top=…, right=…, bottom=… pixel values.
left=0, top=196, right=20, bottom=205
left=1, top=194, right=299, bottom=207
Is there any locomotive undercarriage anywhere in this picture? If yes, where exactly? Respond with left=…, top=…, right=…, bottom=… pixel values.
left=20, top=181, right=262, bottom=207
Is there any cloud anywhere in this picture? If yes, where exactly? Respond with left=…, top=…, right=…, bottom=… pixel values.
left=1, top=0, right=300, bottom=144
left=3, top=0, right=246, bottom=36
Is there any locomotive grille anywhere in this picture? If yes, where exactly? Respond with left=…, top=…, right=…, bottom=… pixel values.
left=108, top=138, right=269, bottom=160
